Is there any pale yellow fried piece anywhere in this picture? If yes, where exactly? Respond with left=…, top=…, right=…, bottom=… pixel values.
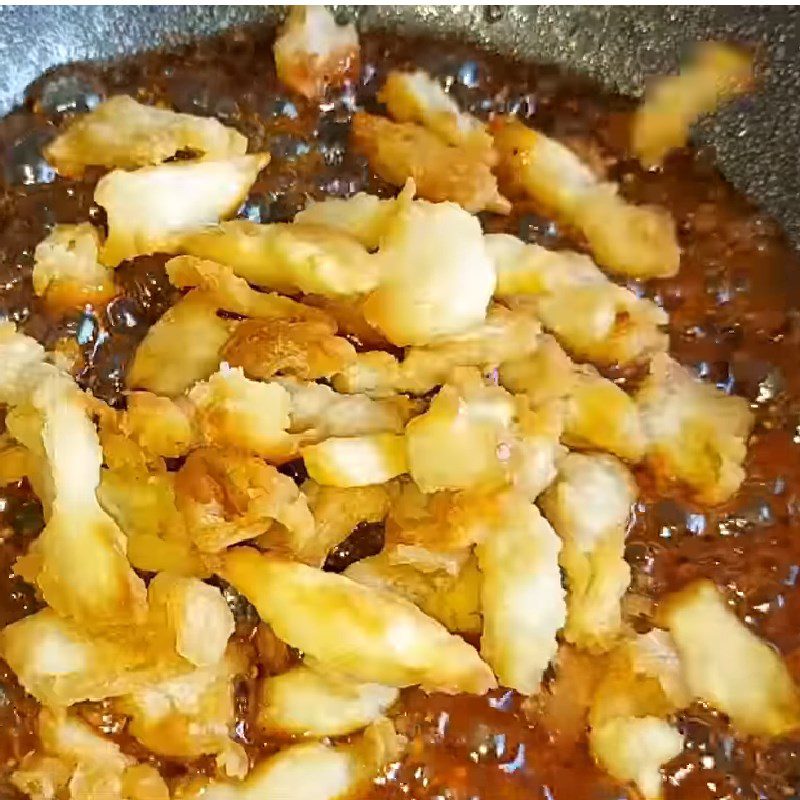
left=633, top=43, right=754, bottom=167
left=179, top=220, right=379, bottom=296
left=166, top=255, right=333, bottom=323
left=346, top=549, right=482, bottom=635
left=303, top=433, right=408, bottom=488
left=118, top=647, right=246, bottom=764
left=540, top=453, right=636, bottom=651
left=363, top=196, right=496, bottom=345
left=491, top=116, right=680, bottom=279
left=222, top=317, right=356, bottom=381
left=4, top=362, right=148, bottom=627
left=301, top=480, right=391, bottom=566
left=500, top=335, right=646, bottom=461
left=591, top=716, right=684, bottom=800
left=294, top=191, right=402, bottom=250
left=274, top=5, right=359, bottom=99
left=334, top=304, right=541, bottom=396
left=45, top=94, right=247, bottom=178
left=352, top=112, right=510, bottom=214
left=32, top=223, right=115, bottom=311
left=220, top=547, right=496, bottom=693
left=188, top=367, right=297, bottom=462
left=96, top=154, right=268, bottom=266
left=179, top=721, right=398, bottom=800
left=405, top=380, right=512, bottom=493
left=661, top=580, right=800, bottom=736
left=0, top=608, right=188, bottom=707
left=477, top=494, right=565, bottom=694
left=147, top=573, right=234, bottom=668
left=636, top=354, right=753, bottom=504
left=11, top=708, right=171, bottom=800
left=0, top=435, right=31, bottom=486
left=127, top=292, right=232, bottom=397
left=175, top=447, right=315, bottom=555
left=123, top=392, right=194, bottom=459
left=379, top=70, right=494, bottom=158
left=279, top=378, right=419, bottom=440
left=258, top=664, right=398, bottom=737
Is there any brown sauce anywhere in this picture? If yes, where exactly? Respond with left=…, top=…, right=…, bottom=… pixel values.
left=0, top=21, right=799, bottom=800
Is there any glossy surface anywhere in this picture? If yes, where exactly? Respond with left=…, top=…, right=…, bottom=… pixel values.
left=0, top=23, right=799, bottom=800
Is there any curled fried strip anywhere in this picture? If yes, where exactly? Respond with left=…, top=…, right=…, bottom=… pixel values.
left=500, top=335, right=646, bottom=462
left=174, top=447, right=315, bottom=555
left=661, top=580, right=800, bottom=736
left=222, top=318, right=356, bottom=381
left=220, top=547, right=496, bottom=693
left=96, top=154, right=269, bottom=266
left=334, top=304, right=541, bottom=396
left=32, top=223, right=115, bottom=311
left=167, top=255, right=333, bottom=323
left=179, top=220, right=379, bottom=296
left=352, top=112, right=510, bottom=215
left=45, top=95, right=247, bottom=177
left=127, top=292, right=232, bottom=397
left=540, top=453, right=636, bottom=651
left=379, top=70, right=494, bottom=158
left=477, top=494, right=566, bottom=694
left=257, top=664, right=398, bottom=737
left=636, top=354, right=753, bottom=504
left=491, top=116, right=680, bottom=279
left=274, top=5, right=360, bottom=99
left=633, top=43, right=754, bottom=167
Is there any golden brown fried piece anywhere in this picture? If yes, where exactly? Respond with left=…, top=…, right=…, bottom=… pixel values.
left=179, top=220, right=379, bottom=296
left=166, top=255, right=334, bottom=324
left=661, top=580, right=800, bottom=737
left=491, top=116, right=680, bottom=279
left=477, top=493, right=565, bottom=695
left=273, top=5, right=360, bottom=99
left=188, top=367, right=298, bottom=463
left=351, top=112, right=510, bottom=214
left=123, top=392, right=194, bottom=460
left=96, top=154, right=268, bottom=266
left=45, top=95, right=247, bottom=178
left=303, top=294, right=391, bottom=349
left=633, top=43, right=754, bottom=167
left=636, top=353, right=753, bottom=504
left=0, top=435, right=31, bottom=487
left=379, top=70, right=494, bottom=159
left=174, top=447, right=315, bottom=555
left=32, top=223, right=115, bottom=311
left=257, top=664, right=398, bottom=738
left=127, top=292, right=232, bottom=397
left=540, top=453, right=637, bottom=651
left=220, top=547, right=496, bottom=693
left=222, top=317, right=356, bottom=381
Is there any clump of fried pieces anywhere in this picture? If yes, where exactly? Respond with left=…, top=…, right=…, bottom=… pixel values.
left=2, top=10, right=786, bottom=800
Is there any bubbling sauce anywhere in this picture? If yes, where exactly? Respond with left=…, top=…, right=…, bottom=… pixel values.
left=1, top=21, right=799, bottom=800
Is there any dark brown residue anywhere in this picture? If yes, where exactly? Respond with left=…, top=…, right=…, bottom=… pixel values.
left=0, top=22, right=799, bottom=800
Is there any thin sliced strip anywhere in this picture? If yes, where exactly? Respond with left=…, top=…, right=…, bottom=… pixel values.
left=661, top=580, right=800, bottom=736
left=257, top=664, right=398, bottom=737
left=636, top=353, right=753, bottom=504
left=352, top=111, right=510, bottom=215
left=491, top=116, right=680, bottom=279
left=379, top=70, right=494, bottom=157
left=274, top=5, right=360, bottom=99
left=96, top=153, right=268, bottom=266
left=540, top=453, right=636, bottom=651
left=127, top=292, right=232, bottom=397
left=45, top=95, right=247, bottom=178
left=220, top=547, right=496, bottom=693
left=477, top=494, right=565, bottom=694
left=633, top=43, right=754, bottom=167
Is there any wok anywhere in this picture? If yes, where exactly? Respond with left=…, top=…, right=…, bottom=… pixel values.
left=0, top=5, right=797, bottom=242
